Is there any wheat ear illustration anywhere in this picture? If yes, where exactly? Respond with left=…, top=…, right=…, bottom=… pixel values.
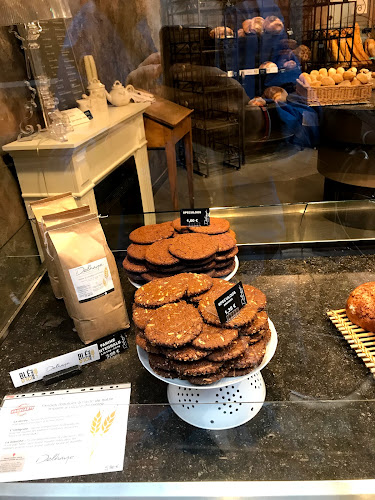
left=101, top=411, right=116, bottom=434
left=90, top=411, right=101, bottom=435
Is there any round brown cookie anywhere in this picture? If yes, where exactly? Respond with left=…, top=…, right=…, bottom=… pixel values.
left=213, top=261, right=236, bottom=278
left=134, top=275, right=188, bottom=307
left=243, top=284, right=267, bottom=312
left=207, top=337, right=249, bottom=362
left=151, top=366, right=178, bottom=379
left=186, top=260, right=216, bottom=273
left=189, top=278, right=229, bottom=304
left=231, top=339, right=267, bottom=369
left=162, top=344, right=211, bottom=362
left=184, top=256, right=215, bottom=267
left=228, top=229, right=237, bottom=240
left=169, top=233, right=218, bottom=261
left=227, top=366, right=254, bottom=377
left=211, top=232, right=236, bottom=252
left=216, top=246, right=239, bottom=261
left=132, top=304, right=157, bottom=330
left=171, top=218, right=190, bottom=233
left=135, top=332, right=162, bottom=354
left=189, top=217, right=230, bottom=235
left=147, top=263, right=185, bottom=273
left=144, top=301, right=202, bottom=347
left=192, top=322, right=238, bottom=349
left=148, top=353, right=173, bottom=372
left=187, top=367, right=230, bottom=385
left=244, top=327, right=271, bottom=346
left=180, top=273, right=213, bottom=298
left=122, top=256, right=148, bottom=274
left=241, top=310, right=268, bottom=335
left=170, top=358, right=223, bottom=376
left=215, top=258, right=235, bottom=269
left=145, top=239, right=180, bottom=266
left=129, top=222, right=174, bottom=245
left=198, top=282, right=258, bottom=328
left=127, top=243, right=150, bottom=261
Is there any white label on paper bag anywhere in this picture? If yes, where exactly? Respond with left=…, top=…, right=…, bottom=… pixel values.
left=69, top=257, right=114, bottom=303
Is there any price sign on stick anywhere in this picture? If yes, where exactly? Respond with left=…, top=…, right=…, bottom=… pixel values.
left=215, top=282, right=247, bottom=324
left=180, top=209, right=210, bottom=227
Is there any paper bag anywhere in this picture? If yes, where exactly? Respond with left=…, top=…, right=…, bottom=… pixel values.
left=46, top=213, right=129, bottom=344
left=30, top=193, right=77, bottom=299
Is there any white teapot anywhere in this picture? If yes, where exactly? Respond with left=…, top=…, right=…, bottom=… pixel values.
left=106, top=81, right=134, bottom=107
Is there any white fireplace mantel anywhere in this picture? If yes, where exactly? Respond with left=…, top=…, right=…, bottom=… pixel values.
left=3, top=103, right=156, bottom=252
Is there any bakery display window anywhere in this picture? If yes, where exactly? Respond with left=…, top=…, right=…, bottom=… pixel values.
left=3, top=0, right=375, bottom=495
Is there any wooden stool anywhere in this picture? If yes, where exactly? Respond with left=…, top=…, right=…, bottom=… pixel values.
left=144, top=97, right=194, bottom=210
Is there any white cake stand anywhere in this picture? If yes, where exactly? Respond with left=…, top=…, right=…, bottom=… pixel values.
left=137, top=319, right=277, bottom=430
left=129, top=255, right=239, bottom=289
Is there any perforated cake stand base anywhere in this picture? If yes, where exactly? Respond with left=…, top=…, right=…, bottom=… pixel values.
left=167, top=372, right=266, bottom=430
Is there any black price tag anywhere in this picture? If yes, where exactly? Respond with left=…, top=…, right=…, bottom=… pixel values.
left=214, top=281, right=247, bottom=324
left=84, top=110, right=93, bottom=120
left=259, top=68, right=267, bottom=75
left=95, top=331, right=129, bottom=361
left=180, top=208, right=210, bottom=227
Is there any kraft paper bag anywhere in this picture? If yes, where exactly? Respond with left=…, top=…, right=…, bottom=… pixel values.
left=46, top=213, right=129, bottom=344
left=30, top=193, right=77, bottom=299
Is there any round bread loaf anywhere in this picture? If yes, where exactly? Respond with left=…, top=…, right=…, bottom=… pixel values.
left=332, top=73, right=343, bottom=84
left=243, top=17, right=264, bottom=35
left=321, top=76, right=335, bottom=86
left=260, top=61, right=278, bottom=70
left=357, top=73, right=369, bottom=84
left=338, top=80, right=351, bottom=86
left=248, top=97, right=266, bottom=107
left=319, top=68, right=328, bottom=76
left=263, top=16, right=284, bottom=34
left=328, top=67, right=336, bottom=77
left=343, top=70, right=355, bottom=81
left=351, top=77, right=361, bottom=86
left=346, top=282, right=375, bottom=332
left=293, top=45, right=311, bottom=62
left=336, top=67, right=345, bottom=75
left=310, top=70, right=319, bottom=78
left=311, top=80, right=322, bottom=87
left=238, top=28, right=246, bottom=38
left=263, top=86, right=288, bottom=102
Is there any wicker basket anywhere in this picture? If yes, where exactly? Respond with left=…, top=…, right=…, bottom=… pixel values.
left=296, top=79, right=372, bottom=106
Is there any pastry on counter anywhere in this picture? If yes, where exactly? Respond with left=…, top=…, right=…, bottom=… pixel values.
left=346, top=282, right=375, bottom=332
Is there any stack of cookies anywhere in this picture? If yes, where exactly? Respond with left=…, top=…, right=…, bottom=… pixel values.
left=133, top=273, right=271, bottom=385
left=123, top=218, right=238, bottom=284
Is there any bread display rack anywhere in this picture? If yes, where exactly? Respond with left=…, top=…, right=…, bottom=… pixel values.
left=327, top=308, right=375, bottom=377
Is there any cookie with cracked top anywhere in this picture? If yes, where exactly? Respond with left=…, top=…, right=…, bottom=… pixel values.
left=192, top=322, right=238, bottom=349
left=170, top=358, right=223, bottom=376
left=207, top=337, right=249, bottom=362
left=127, top=243, right=150, bottom=261
left=181, top=272, right=213, bottom=297
left=145, top=239, right=180, bottom=266
left=144, top=301, right=203, bottom=347
left=189, top=278, right=229, bottom=304
left=129, top=222, right=174, bottom=245
left=189, top=217, right=230, bottom=235
left=169, top=233, right=218, bottom=261
left=134, top=274, right=188, bottom=307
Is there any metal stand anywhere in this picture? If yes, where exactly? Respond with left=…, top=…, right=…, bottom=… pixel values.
left=167, top=371, right=266, bottom=430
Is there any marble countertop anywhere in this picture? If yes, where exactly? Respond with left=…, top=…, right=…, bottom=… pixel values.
left=2, top=244, right=375, bottom=483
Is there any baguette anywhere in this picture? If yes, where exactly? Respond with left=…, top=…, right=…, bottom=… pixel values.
left=339, top=38, right=352, bottom=64
left=353, top=23, right=371, bottom=64
left=330, top=39, right=344, bottom=63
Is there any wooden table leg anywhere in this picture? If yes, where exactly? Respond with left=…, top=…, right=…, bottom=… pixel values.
left=165, top=140, right=178, bottom=211
left=183, top=125, right=194, bottom=208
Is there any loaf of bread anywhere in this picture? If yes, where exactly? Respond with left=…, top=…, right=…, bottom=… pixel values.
left=293, top=45, right=311, bottom=62
left=343, top=70, right=355, bottom=81
left=263, top=86, right=288, bottom=102
left=238, top=28, right=246, bottom=38
left=321, top=76, right=335, bottom=86
left=346, top=282, right=375, bottom=332
left=243, top=17, right=264, bottom=35
left=210, top=27, right=234, bottom=39
left=260, top=61, right=278, bottom=70
left=357, top=73, right=369, bottom=84
left=365, top=38, right=375, bottom=57
left=332, top=73, right=343, bottom=84
left=248, top=97, right=266, bottom=107
left=263, top=16, right=284, bottom=34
